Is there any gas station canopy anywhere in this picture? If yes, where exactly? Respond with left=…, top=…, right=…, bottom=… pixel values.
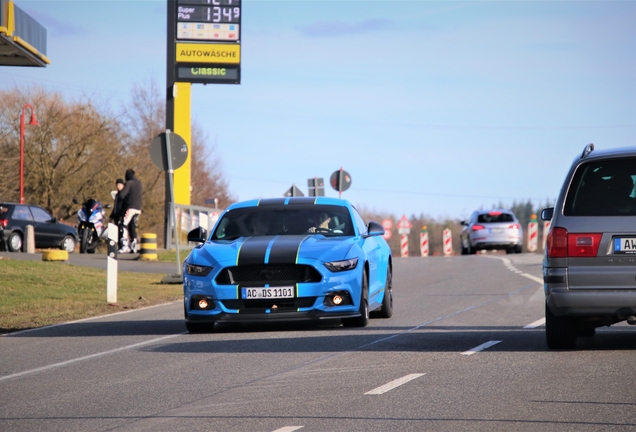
left=0, top=0, right=49, bottom=67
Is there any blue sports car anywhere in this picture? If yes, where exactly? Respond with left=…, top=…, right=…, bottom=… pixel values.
left=183, top=197, right=393, bottom=332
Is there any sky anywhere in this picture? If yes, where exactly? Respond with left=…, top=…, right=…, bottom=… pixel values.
left=3, top=0, right=636, bottom=221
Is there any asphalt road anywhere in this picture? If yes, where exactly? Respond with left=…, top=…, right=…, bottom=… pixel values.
left=2, top=253, right=636, bottom=431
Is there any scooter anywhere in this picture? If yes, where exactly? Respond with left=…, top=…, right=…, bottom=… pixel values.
left=75, top=198, right=110, bottom=254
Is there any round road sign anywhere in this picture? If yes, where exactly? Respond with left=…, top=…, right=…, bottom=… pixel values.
left=150, top=131, right=188, bottom=171
left=330, top=169, right=352, bottom=192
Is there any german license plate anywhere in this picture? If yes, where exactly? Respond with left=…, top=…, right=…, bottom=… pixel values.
left=490, top=228, right=503, bottom=233
left=614, top=238, right=636, bottom=253
left=241, top=287, right=294, bottom=299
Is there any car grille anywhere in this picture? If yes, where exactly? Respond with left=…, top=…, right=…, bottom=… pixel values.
left=215, top=264, right=322, bottom=285
left=221, top=297, right=317, bottom=312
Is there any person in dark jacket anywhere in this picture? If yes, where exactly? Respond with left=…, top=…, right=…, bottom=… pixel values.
left=117, top=169, right=143, bottom=253
left=109, top=178, right=126, bottom=249
left=109, top=178, right=125, bottom=222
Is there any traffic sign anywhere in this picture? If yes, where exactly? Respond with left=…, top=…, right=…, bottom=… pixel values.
left=283, top=184, right=304, bottom=197
left=149, top=131, right=189, bottom=171
left=330, top=168, right=352, bottom=193
left=397, top=215, right=412, bottom=229
left=308, top=177, right=325, bottom=197
left=382, top=219, right=393, bottom=240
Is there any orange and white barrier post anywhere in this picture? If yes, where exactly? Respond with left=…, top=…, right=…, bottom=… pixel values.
left=442, top=228, right=453, bottom=256
left=397, top=215, right=412, bottom=258
left=400, top=234, right=409, bottom=257
left=420, top=225, right=429, bottom=257
left=527, top=214, right=538, bottom=252
left=542, top=220, right=550, bottom=250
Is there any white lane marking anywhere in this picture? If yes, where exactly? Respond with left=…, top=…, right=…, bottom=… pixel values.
left=481, top=256, right=543, bottom=285
left=520, top=273, right=543, bottom=284
left=524, top=318, right=546, bottom=328
left=3, top=300, right=182, bottom=337
left=364, top=373, right=425, bottom=395
left=461, top=340, right=502, bottom=356
left=272, top=427, right=304, bottom=432
left=0, top=333, right=183, bottom=383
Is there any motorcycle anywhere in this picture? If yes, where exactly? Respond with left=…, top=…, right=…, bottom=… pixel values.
left=75, top=198, right=110, bottom=254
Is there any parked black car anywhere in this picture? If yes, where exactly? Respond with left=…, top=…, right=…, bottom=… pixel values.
left=0, top=203, right=77, bottom=252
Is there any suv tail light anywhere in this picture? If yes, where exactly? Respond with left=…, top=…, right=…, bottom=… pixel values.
left=471, top=224, right=485, bottom=231
left=547, top=227, right=602, bottom=258
left=0, top=219, right=7, bottom=228
left=569, top=233, right=602, bottom=257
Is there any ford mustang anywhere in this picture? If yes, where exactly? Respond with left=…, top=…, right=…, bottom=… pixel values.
left=183, top=197, right=393, bottom=332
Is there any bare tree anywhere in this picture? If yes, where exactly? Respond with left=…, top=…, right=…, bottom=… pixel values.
left=0, top=86, right=125, bottom=220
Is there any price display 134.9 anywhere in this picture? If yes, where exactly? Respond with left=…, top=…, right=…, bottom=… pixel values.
left=178, top=5, right=240, bottom=24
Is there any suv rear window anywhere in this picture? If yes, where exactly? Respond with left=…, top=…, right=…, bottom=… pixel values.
left=564, top=158, right=636, bottom=216
left=477, top=213, right=514, bottom=223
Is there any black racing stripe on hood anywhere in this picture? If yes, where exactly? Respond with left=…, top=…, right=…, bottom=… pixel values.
left=258, top=198, right=286, bottom=206
left=268, top=235, right=307, bottom=264
left=237, top=236, right=275, bottom=266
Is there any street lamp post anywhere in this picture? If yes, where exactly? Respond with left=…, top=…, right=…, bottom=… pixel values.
left=19, top=104, right=39, bottom=204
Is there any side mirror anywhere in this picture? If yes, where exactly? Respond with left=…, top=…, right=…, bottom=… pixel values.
left=367, top=221, right=385, bottom=237
left=460, top=220, right=466, bottom=226
left=187, top=227, right=208, bottom=243
left=541, top=208, right=554, bottom=221
left=49, top=217, right=57, bottom=223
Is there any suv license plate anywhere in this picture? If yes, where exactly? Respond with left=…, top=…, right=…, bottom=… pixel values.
left=614, top=238, right=636, bottom=253
left=241, top=287, right=294, bottom=299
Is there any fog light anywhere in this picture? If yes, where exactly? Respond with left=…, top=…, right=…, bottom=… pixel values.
left=198, top=299, right=209, bottom=309
left=332, top=295, right=343, bottom=305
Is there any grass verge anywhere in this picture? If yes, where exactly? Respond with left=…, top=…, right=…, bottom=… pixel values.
left=0, top=258, right=182, bottom=335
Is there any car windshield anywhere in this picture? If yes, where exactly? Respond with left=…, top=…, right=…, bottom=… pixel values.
left=565, top=158, right=636, bottom=216
left=477, top=212, right=514, bottom=223
left=212, top=205, right=354, bottom=239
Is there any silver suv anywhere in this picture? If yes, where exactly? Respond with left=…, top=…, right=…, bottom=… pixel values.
left=460, top=209, right=523, bottom=255
left=543, top=143, right=636, bottom=349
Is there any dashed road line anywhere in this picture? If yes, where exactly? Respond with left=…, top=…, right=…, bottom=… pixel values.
left=461, top=340, right=502, bottom=356
left=272, top=427, right=304, bottom=432
left=364, top=373, right=426, bottom=395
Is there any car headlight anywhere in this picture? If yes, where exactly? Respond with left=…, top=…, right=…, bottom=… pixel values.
left=324, top=258, right=358, bottom=272
left=186, top=263, right=213, bottom=276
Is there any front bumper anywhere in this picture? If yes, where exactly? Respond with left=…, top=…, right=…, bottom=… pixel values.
left=186, top=308, right=361, bottom=324
left=184, top=263, right=363, bottom=324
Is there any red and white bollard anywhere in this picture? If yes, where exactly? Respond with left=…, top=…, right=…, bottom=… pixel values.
left=542, top=220, right=551, bottom=250
left=442, top=228, right=453, bottom=256
left=420, top=226, right=429, bottom=257
left=527, top=214, right=538, bottom=252
left=401, top=234, right=409, bottom=257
